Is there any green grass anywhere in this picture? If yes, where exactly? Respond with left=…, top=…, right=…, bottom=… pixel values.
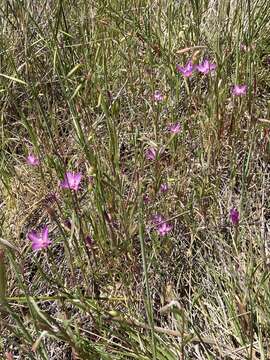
left=0, top=0, right=270, bottom=359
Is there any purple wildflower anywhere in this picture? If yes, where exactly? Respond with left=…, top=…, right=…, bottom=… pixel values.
left=60, top=171, right=82, bottom=191
left=153, top=90, right=164, bottom=102
left=176, top=61, right=193, bottom=77
left=151, top=214, right=164, bottom=225
left=28, top=226, right=51, bottom=251
left=231, top=84, right=247, bottom=96
left=26, top=154, right=40, bottom=166
left=230, top=208, right=240, bottom=225
left=160, top=183, right=169, bottom=193
left=196, top=59, right=216, bottom=74
left=64, top=219, right=72, bottom=230
left=85, top=235, right=93, bottom=247
left=146, top=147, right=157, bottom=161
left=143, top=194, right=150, bottom=204
left=157, top=222, right=173, bottom=236
left=168, top=122, right=181, bottom=134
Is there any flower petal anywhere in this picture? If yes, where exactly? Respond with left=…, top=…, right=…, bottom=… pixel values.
left=42, top=226, right=49, bottom=242
left=32, top=241, right=43, bottom=250
left=28, top=231, right=39, bottom=242
left=74, top=173, right=82, bottom=186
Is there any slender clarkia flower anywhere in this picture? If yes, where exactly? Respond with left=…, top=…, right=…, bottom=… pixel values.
left=160, top=183, right=169, bottom=193
left=157, top=221, right=173, bottom=236
left=146, top=148, right=157, bottom=161
left=231, top=84, right=247, bottom=96
left=26, top=154, right=40, bottom=166
left=196, top=59, right=216, bottom=74
left=60, top=171, right=82, bottom=191
left=176, top=61, right=193, bottom=77
left=153, top=90, right=164, bottom=102
left=28, top=226, right=51, bottom=251
left=168, top=122, right=181, bottom=134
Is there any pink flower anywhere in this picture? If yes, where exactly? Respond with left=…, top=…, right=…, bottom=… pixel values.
left=153, top=90, right=164, bottom=102
left=230, top=208, right=240, bottom=225
left=26, top=154, right=40, bottom=166
left=157, top=222, right=173, bottom=236
left=176, top=61, right=193, bottom=77
left=160, top=183, right=169, bottom=193
left=196, top=59, right=216, bottom=74
left=60, top=171, right=82, bottom=191
left=231, top=84, right=247, bottom=96
left=151, top=214, right=173, bottom=236
left=28, top=226, right=51, bottom=251
left=168, top=122, right=181, bottom=134
left=146, top=147, right=157, bottom=161
left=151, top=214, right=164, bottom=225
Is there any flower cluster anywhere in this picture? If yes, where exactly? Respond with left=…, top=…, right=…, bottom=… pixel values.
left=27, top=170, right=84, bottom=251
left=26, top=53, right=247, bottom=252
left=176, top=59, right=216, bottom=77
left=176, top=60, right=247, bottom=97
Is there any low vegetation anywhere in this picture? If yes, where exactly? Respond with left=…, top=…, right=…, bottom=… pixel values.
left=0, top=0, right=270, bottom=359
